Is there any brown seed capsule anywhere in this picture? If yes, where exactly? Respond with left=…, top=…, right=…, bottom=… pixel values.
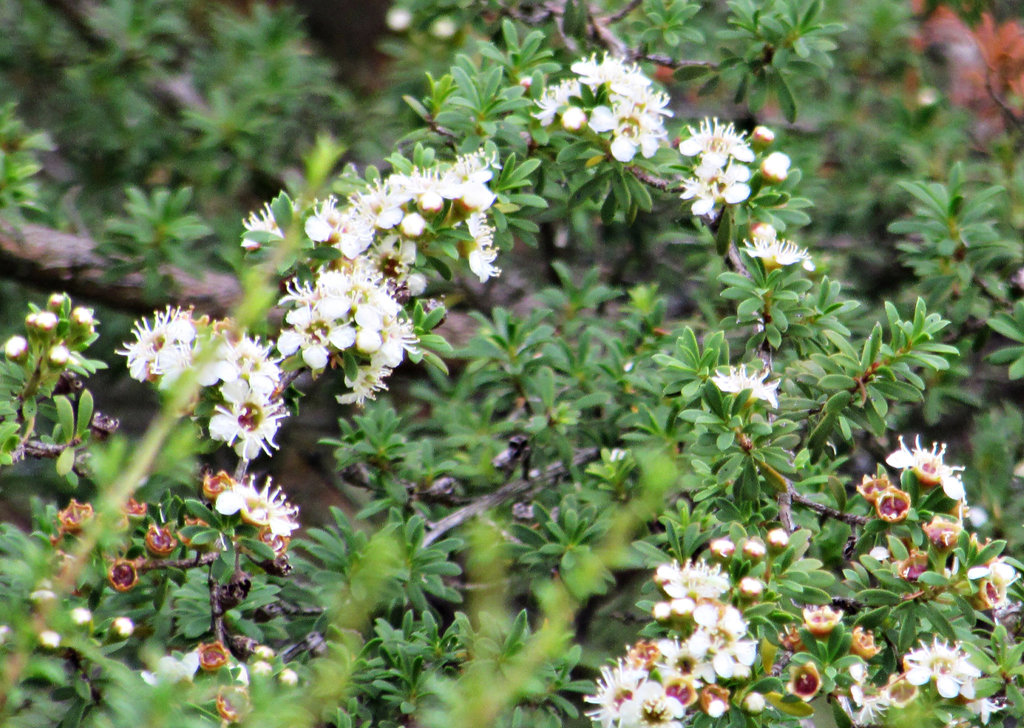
left=787, top=662, right=821, bottom=701
left=122, top=497, right=148, bottom=519
left=625, top=640, right=661, bottom=670
left=216, top=686, right=248, bottom=723
left=664, top=673, right=699, bottom=708
left=850, top=626, right=881, bottom=659
left=922, top=515, right=961, bottom=551
left=258, top=528, right=289, bottom=556
left=145, top=524, right=178, bottom=557
left=857, top=474, right=892, bottom=504
left=897, top=549, right=928, bottom=582
left=57, top=499, right=94, bottom=534
left=802, top=606, right=843, bottom=637
left=874, top=487, right=911, bottom=523
left=198, top=640, right=231, bottom=671
left=779, top=625, right=805, bottom=652
left=886, top=677, right=918, bottom=707
left=202, top=470, right=236, bottom=502
left=107, top=558, right=138, bottom=592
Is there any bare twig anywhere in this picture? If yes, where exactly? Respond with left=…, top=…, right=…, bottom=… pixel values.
left=788, top=487, right=869, bottom=527
left=626, top=165, right=678, bottom=191
left=423, top=447, right=600, bottom=546
left=0, top=219, right=241, bottom=317
left=604, top=0, right=643, bottom=24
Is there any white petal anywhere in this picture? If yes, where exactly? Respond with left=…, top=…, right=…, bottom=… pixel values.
left=301, top=346, right=329, bottom=370
left=215, top=491, right=244, bottom=516
left=588, top=106, right=616, bottom=133
left=887, top=450, right=915, bottom=469
left=610, top=136, right=637, bottom=162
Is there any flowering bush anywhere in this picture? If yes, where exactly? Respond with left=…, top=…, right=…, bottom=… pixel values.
left=1, top=1, right=1024, bottom=727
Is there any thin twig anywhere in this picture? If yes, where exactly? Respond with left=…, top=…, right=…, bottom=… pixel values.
left=604, top=0, right=643, bottom=24
left=626, top=166, right=678, bottom=191
left=423, top=448, right=599, bottom=546
left=788, top=487, right=869, bottom=527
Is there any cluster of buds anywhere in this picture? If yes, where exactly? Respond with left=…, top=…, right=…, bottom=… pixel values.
left=5, top=293, right=97, bottom=383
left=586, top=557, right=764, bottom=726
left=533, top=53, right=672, bottom=163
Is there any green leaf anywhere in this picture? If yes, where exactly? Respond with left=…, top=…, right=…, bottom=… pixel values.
left=76, top=390, right=93, bottom=439
left=56, top=448, right=75, bottom=477
left=54, top=395, right=75, bottom=444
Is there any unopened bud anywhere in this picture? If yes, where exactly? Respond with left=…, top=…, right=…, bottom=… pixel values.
left=70, top=607, right=92, bottom=626
left=743, top=691, right=766, bottom=713
left=760, top=152, right=791, bottom=183
left=39, top=630, right=62, bottom=649
left=5, top=336, right=28, bottom=362
left=385, top=7, right=412, bottom=32
left=253, top=644, right=275, bottom=660
left=429, top=16, right=457, bottom=39
left=518, top=76, right=533, bottom=89
left=47, top=293, right=67, bottom=312
left=561, top=107, right=587, bottom=132
left=251, top=660, right=273, bottom=676
left=418, top=190, right=444, bottom=213
left=738, top=577, right=763, bottom=599
left=71, top=307, right=95, bottom=329
left=400, top=212, right=426, bottom=238
left=30, top=311, right=58, bottom=332
left=742, top=539, right=766, bottom=560
left=751, top=126, right=775, bottom=149
left=766, top=528, right=789, bottom=552
left=278, top=667, right=298, bottom=686
left=111, top=616, right=134, bottom=638
left=652, top=601, right=672, bottom=621
left=670, top=597, right=696, bottom=618
left=708, top=537, right=735, bottom=561
left=47, top=344, right=70, bottom=367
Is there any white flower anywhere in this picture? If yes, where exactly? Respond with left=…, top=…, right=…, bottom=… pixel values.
left=464, top=212, right=501, bottom=282
left=886, top=435, right=965, bottom=500
left=215, top=476, right=300, bottom=537
left=242, top=203, right=283, bottom=251
left=350, top=180, right=408, bottom=232
left=680, top=160, right=751, bottom=216
left=222, top=335, right=281, bottom=396
left=534, top=78, right=583, bottom=126
left=337, top=361, right=392, bottom=406
left=711, top=365, right=779, bottom=408
left=141, top=652, right=200, bottom=685
left=742, top=224, right=815, bottom=271
left=654, top=560, right=731, bottom=601
left=305, top=196, right=375, bottom=259
left=209, top=379, right=286, bottom=460
left=619, top=680, right=685, bottom=728
left=902, top=639, right=981, bottom=699
left=969, top=697, right=1004, bottom=725
left=119, top=307, right=198, bottom=385
left=584, top=659, right=650, bottom=728
left=679, top=118, right=755, bottom=168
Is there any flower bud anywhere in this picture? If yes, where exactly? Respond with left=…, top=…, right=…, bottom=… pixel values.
left=198, top=640, right=231, bottom=671
left=787, top=662, right=821, bottom=701
left=278, top=667, right=299, bottom=686
left=385, top=7, right=412, bottom=32
left=766, top=528, right=789, bottom=552
left=459, top=184, right=496, bottom=212
left=30, top=311, right=58, bottom=333
left=39, top=630, right=62, bottom=649
left=670, top=597, right=696, bottom=619
left=708, top=537, right=736, bottom=561
left=560, top=107, right=587, bottom=132
left=850, top=626, right=881, bottom=659
left=738, top=577, right=763, bottom=599
left=251, top=660, right=273, bottom=676
left=518, top=76, right=533, bottom=89
left=400, top=212, right=426, bottom=238
left=108, top=558, right=139, bottom=592
left=111, top=616, right=134, bottom=638
left=5, top=336, right=28, bottom=362
left=429, top=16, right=457, bottom=40
left=145, top=524, right=179, bottom=557
left=874, top=487, right=911, bottom=523
left=760, top=152, right=791, bottom=183
left=652, top=601, right=672, bottom=621
left=70, top=607, right=92, bottom=626
left=47, top=344, right=70, bottom=368
left=868, top=546, right=890, bottom=561
left=47, top=293, right=67, bottom=312
left=751, top=126, right=775, bottom=149
left=70, top=305, right=94, bottom=329
left=253, top=644, right=275, bottom=660
left=802, top=605, right=842, bottom=637
left=743, top=691, right=766, bottom=713
left=742, top=539, right=766, bottom=560
left=418, top=190, right=444, bottom=213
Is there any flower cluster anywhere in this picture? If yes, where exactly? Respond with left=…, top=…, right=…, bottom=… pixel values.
left=276, top=259, right=418, bottom=404
left=212, top=472, right=300, bottom=542
left=244, top=148, right=501, bottom=285
left=121, top=312, right=286, bottom=460
left=586, top=558, right=760, bottom=727
left=534, top=54, right=672, bottom=162
left=679, top=118, right=754, bottom=216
